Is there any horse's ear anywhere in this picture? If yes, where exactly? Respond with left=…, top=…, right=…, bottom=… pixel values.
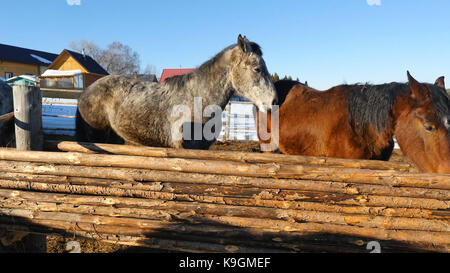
left=407, top=71, right=430, bottom=101
left=435, top=76, right=445, bottom=89
left=238, top=34, right=249, bottom=53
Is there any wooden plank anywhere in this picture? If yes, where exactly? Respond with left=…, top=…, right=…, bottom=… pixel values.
left=40, top=88, right=83, bottom=99
left=46, top=140, right=413, bottom=171
left=0, top=112, right=14, bottom=123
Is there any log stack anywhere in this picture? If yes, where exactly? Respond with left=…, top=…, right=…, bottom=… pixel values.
left=0, top=141, right=448, bottom=253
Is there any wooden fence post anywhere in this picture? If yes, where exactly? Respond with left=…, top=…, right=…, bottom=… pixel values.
left=9, top=85, right=46, bottom=252
left=12, top=85, right=43, bottom=151
left=223, top=102, right=231, bottom=141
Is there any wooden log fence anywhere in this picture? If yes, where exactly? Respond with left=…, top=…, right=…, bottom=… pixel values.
left=0, top=141, right=448, bottom=253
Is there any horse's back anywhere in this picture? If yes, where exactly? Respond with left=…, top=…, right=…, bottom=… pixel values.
left=274, top=80, right=302, bottom=106
left=76, top=75, right=136, bottom=143
left=278, top=85, right=349, bottom=155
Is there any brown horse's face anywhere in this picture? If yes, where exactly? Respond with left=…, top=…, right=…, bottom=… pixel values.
left=395, top=72, right=450, bottom=173
left=230, top=35, right=277, bottom=113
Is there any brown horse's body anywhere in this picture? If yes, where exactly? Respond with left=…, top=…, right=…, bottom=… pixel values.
left=279, top=85, right=392, bottom=159
left=258, top=73, right=450, bottom=173
left=264, top=84, right=394, bottom=159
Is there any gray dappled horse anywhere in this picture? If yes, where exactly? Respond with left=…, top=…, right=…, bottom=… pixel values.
left=77, top=35, right=277, bottom=149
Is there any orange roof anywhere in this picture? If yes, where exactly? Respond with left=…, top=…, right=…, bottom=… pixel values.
left=160, top=68, right=195, bottom=82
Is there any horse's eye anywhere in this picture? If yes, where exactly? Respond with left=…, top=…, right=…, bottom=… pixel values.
left=424, top=125, right=436, bottom=132
left=254, top=67, right=261, bottom=73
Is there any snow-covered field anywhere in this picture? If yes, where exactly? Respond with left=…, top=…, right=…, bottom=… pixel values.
left=42, top=98, right=77, bottom=136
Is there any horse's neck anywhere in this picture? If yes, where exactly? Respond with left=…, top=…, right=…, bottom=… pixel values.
left=190, top=67, right=234, bottom=110
left=392, top=89, right=414, bottom=133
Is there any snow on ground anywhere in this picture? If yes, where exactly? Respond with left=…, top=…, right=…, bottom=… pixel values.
left=42, top=98, right=77, bottom=136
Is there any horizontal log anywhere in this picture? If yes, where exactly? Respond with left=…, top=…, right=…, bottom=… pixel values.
left=0, top=112, right=14, bottom=123
left=0, top=176, right=448, bottom=212
left=46, top=141, right=414, bottom=172
left=0, top=160, right=448, bottom=198
left=0, top=170, right=447, bottom=201
left=0, top=187, right=447, bottom=222
left=0, top=192, right=448, bottom=232
left=0, top=205, right=448, bottom=248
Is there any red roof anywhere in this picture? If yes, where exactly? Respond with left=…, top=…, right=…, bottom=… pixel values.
left=160, top=68, right=195, bottom=82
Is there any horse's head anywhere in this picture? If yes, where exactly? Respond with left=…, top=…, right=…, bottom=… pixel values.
left=394, top=72, right=450, bottom=173
left=229, top=35, right=277, bottom=113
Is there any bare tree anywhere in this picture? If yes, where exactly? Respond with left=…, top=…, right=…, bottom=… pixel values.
left=141, top=64, right=159, bottom=76
left=101, top=42, right=140, bottom=75
left=69, top=40, right=103, bottom=62
left=69, top=40, right=141, bottom=76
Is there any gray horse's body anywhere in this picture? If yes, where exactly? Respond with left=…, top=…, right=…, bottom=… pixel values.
left=78, top=75, right=230, bottom=148
left=77, top=35, right=277, bottom=149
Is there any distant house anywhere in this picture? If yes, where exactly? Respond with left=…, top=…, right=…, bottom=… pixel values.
left=0, top=43, right=58, bottom=80
left=6, top=75, right=39, bottom=87
left=160, top=68, right=195, bottom=82
left=40, top=49, right=109, bottom=90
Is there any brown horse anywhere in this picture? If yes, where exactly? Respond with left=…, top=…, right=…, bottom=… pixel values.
left=257, top=72, right=450, bottom=174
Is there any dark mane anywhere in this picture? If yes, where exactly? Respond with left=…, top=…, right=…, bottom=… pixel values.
left=427, top=84, right=450, bottom=129
left=164, top=42, right=263, bottom=89
left=249, top=42, right=263, bottom=56
left=346, top=83, right=407, bottom=135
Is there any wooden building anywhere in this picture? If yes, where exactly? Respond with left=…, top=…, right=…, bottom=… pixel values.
left=160, top=68, right=195, bottom=82
left=40, top=49, right=109, bottom=91
left=0, top=43, right=58, bottom=79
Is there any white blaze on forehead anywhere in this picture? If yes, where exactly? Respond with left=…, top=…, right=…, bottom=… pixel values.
left=443, top=116, right=450, bottom=130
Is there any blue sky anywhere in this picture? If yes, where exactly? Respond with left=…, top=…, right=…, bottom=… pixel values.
left=2, top=0, right=450, bottom=89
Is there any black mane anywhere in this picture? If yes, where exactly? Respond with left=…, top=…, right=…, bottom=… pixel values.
left=164, top=42, right=263, bottom=89
left=346, top=83, right=407, bottom=135
left=427, top=84, right=450, bottom=129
